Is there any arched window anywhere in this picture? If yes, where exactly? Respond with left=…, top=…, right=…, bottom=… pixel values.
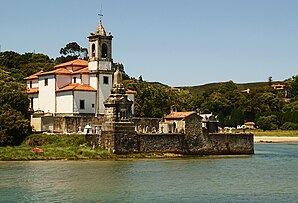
left=101, top=43, right=108, bottom=58
left=91, top=44, right=96, bottom=58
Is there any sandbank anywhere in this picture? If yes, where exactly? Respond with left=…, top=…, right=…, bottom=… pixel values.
left=254, top=136, right=298, bottom=143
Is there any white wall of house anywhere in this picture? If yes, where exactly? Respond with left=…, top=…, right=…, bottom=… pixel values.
left=38, top=75, right=56, bottom=113
left=56, top=91, right=73, bottom=113
left=56, top=75, right=71, bottom=89
left=73, top=91, right=96, bottom=114
left=98, top=74, right=113, bottom=114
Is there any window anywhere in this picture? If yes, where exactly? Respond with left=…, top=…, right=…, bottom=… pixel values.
left=101, top=43, right=108, bottom=58
left=73, top=77, right=77, bottom=83
left=103, top=76, right=109, bottom=84
left=44, top=78, right=48, bottom=86
left=29, top=81, right=32, bottom=88
left=92, top=104, right=95, bottom=108
left=80, top=100, right=85, bottom=110
left=91, top=43, right=96, bottom=58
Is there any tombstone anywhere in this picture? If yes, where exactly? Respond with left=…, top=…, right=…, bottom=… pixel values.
left=84, top=125, right=92, bottom=134
left=95, top=126, right=102, bottom=134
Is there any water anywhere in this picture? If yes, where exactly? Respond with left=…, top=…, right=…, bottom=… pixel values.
left=1, top=144, right=298, bottom=203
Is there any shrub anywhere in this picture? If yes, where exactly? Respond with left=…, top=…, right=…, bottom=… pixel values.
left=281, top=122, right=298, bottom=130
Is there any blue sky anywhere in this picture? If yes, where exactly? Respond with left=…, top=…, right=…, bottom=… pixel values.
left=1, top=0, right=298, bottom=86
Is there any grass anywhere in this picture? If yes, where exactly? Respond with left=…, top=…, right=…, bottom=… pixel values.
left=236, top=129, right=298, bottom=137
left=0, top=134, right=116, bottom=161
left=0, top=134, right=183, bottom=161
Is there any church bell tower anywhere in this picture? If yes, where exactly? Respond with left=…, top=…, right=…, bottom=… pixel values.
left=88, top=17, right=114, bottom=116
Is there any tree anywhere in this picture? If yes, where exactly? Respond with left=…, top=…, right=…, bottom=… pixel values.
left=288, top=75, right=298, bottom=98
left=257, top=115, right=278, bottom=131
left=268, top=76, right=272, bottom=86
left=57, top=42, right=88, bottom=63
left=0, top=69, right=31, bottom=145
left=0, top=51, right=54, bottom=82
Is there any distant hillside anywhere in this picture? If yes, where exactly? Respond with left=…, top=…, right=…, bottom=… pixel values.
left=179, top=81, right=272, bottom=96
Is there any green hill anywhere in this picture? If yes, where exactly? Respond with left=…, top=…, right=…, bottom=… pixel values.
left=179, top=81, right=272, bottom=96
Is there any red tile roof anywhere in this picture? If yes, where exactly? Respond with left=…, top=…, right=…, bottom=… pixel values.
left=164, top=112, right=196, bottom=119
left=57, top=83, right=96, bottom=92
left=244, top=122, right=255, bottom=126
left=38, top=68, right=72, bottom=76
left=54, top=59, right=88, bottom=69
left=24, top=71, right=44, bottom=80
left=73, top=67, right=89, bottom=74
left=25, top=87, right=39, bottom=94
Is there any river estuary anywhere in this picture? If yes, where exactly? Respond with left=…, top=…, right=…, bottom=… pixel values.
left=1, top=144, right=298, bottom=202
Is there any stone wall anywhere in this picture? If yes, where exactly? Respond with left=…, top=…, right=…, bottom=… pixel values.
left=53, top=116, right=104, bottom=133
left=85, top=115, right=254, bottom=155
left=138, top=133, right=183, bottom=153
left=114, top=122, right=138, bottom=154
left=110, top=131, right=253, bottom=155
left=207, top=133, right=254, bottom=154
left=133, top=117, right=160, bottom=133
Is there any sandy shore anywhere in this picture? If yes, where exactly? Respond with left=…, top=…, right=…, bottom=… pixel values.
left=254, top=136, right=298, bottom=143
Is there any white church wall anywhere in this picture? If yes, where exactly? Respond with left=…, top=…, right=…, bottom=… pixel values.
left=38, top=75, right=56, bottom=113
left=88, top=61, right=98, bottom=71
left=56, top=75, right=71, bottom=89
left=66, top=66, right=86, bottom=72
left=26, top=79, right=39, bottom=89
left=73, top=91, right=96, bottom=114
left=90, top=74, right=97, bottom=89
left=56, top=91, right=73, bottom=113
left=28, top=93, right=39, bottom=111
left=98, top=74, right=112, bottom=114
left=81, top=74, right=89, bottom=85
left=72, top=74, right=81, bottom=84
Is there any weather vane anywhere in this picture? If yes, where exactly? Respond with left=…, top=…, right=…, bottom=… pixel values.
left=98, top=5, right=103, bottom=21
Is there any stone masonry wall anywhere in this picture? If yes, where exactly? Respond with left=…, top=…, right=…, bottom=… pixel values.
left=133, top=117, right=160, bottom=133
left=53, top=116, right=104, bottom=133
left=97, top=115, right=254, bottom=155
left=207, top=133, right=254, bottom=154
left=138, top=133, right=183, bottom=153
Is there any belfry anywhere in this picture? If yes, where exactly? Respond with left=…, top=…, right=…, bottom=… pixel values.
left=88, top=18, right=114, bottom=116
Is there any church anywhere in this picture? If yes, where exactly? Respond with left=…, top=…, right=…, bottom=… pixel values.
left=25, top=19, right=135, bottom=117
left=23, top=18, right=254, bottom=155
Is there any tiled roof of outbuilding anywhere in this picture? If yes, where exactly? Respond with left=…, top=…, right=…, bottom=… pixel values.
left=164, top=112, right=196, bottom=119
